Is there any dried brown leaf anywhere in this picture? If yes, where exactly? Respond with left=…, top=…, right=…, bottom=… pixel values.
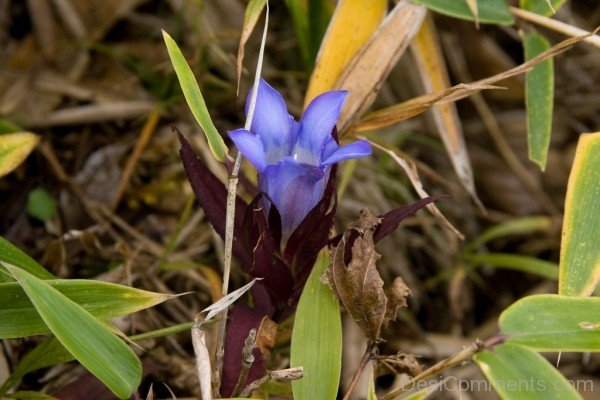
left=410, top=16, right=483, bottom=210
left=334, top=1, right=426, bottom=132
left=327, top=210, right=409, bottom=343
left=354, top=27, right=600, bottom=132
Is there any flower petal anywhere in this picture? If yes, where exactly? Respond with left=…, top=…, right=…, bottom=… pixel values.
left=296, top=90, right=347, bottom=159
left=259, top=157, right=325, bottom=236
left=228, top=129, right=266, bottom=171
left=247, top=79, right=295, bottom=164
left=321, top=139, right=371, bottom=166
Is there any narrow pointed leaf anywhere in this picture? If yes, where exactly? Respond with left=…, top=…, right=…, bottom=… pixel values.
left=0, top=323, right=195, bottom=394
left=411, top=0, right=514, bottom=25
left=0, top=278, right=175, bottom=338
left=4, top=265, right=141, bottom=399
left=524, top=32, right=554, bottom=170
left=464, top=253, right=559, bottom=280
left=0, top=236, right=55, bottom=280
left=291, top=250, right=342, bottom=400
left=500, top=294, right=600, bottom=351
left=520, top=0, right=567, bottom=16
left=236, top=0, right=267, bottom=92
left=163, top=31, right=228, bottom=162
left=475, top=343, right=580, bottom=399
left=559, top=132, right=600, bottom=296
left=304, top=0, right=387, bottom=106
left=0, top=132, right=39, bottom=178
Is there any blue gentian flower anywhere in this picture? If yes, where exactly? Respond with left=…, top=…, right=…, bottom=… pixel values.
left=229, top=79, right=371, bottom=237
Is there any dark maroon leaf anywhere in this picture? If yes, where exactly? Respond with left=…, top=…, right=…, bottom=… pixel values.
left=373, top=194, right=447, bottom=242
left=175, top=127, right=252, bottom=268
left=221, top=305, right=273, bottom=397
left=250, top=205, right=295, bottom=307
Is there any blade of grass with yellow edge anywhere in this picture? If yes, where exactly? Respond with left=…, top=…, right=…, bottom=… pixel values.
left=559, top=132, right=600, bottom=296
left=163, top=31, right=228, bottom=162
left=304, top=0, right=387, bottom=107
left=0, top=132, right=39, bottom=178
left=475, top=343, right=580, bottom=399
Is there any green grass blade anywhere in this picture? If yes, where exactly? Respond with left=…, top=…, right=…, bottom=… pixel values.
left=0, top=236, right=55, bottom=280
left=475, top=343, right=580, bottom=399
left=0, top=322, right=195, bottom=394
left=411, top=0, right=514, bottom=25
left=0, top=278, right=175, bottom=338
left=0, top=337, right=71, bottom=394
left=519, top=0, right=567, bottom=16
left=500, top=294, right=600, bottom=351
left=4, top=265, right=142, bottom=399
left=559, top=132, right=600, bottom=296
left=464, top=216, right=551, bottom=253
left=464, top=253, right=559, bottom=280
left=524, top=32, right=554, bottom=170
left=162, top=30, right=228, bottom=162
left=291, top=250, right=342, bottom=400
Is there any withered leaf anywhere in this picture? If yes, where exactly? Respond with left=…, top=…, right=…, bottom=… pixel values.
left=327, top=209, right=410, bottom=344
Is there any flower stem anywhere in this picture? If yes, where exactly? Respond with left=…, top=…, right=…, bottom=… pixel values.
left=379, top=337, right=504, bottom=400
left=342, top=344, right=377, bottom=400
left=212, top=4, right=270, bottom=396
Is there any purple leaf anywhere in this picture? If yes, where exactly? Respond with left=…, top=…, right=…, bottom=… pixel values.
left=374, top=195, right=447, bottom=242
left=221, top=305, right=269, bottom=397
left=175, top=127, right=252, bottom=268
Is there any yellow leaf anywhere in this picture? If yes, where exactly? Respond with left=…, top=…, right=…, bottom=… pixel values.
left=0, top=132, right=40, bottom=178
left=304, top=0, right=387, bottom=107
left=559, top=132, right=600, bottom=297
left=334, top=1, right=426, bottom=132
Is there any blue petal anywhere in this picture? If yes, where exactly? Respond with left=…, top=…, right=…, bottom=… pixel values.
left=246, top=79, right=295, bottom=164
left=321, top=139, right=372, bottom=166
left=295, top=90, right=347, bottom=161
left=259, top=157, right=325, bottom=236
left=228, top=129, right=266, bottom=171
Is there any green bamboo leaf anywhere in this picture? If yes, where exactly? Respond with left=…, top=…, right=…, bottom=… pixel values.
left=285, top=0, right=333, bottom=70
left=464, top=216, right=551, bottom=253
left=519, top=0, right=567, bottom=16
left=524, top=32, right=554, bottom=170
left=0, top=278, right=175, bottom=338
left=0, top=132, right=39, bottom=178
left=162, top=30, right=228, bottom=162
left=0, top=337, right=72, bottom=394
left=0, top=322, right=195, bottom=394
left=3, top=391, right=59, bottom=400
left=291, top=250, right=342, bottom=400
left=500, top=294, right=600, bottom=351
left=475, top=343, right=580, bottom=399
left=0, top=236, right=55, bottom=280
left=411, top=0, right=514, bottom=25
left=0, top=119, right=22, bottom=134
left=464, top=253, right=559, bottom=280
left=27, top=188, right=57, bottom=222
left=559, top=132, right=600, bottom=296
left=3, top=265, right=142, bottom=399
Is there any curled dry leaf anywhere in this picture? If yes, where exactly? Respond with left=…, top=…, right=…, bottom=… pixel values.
left=326, top=210, right=411, bottom=344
